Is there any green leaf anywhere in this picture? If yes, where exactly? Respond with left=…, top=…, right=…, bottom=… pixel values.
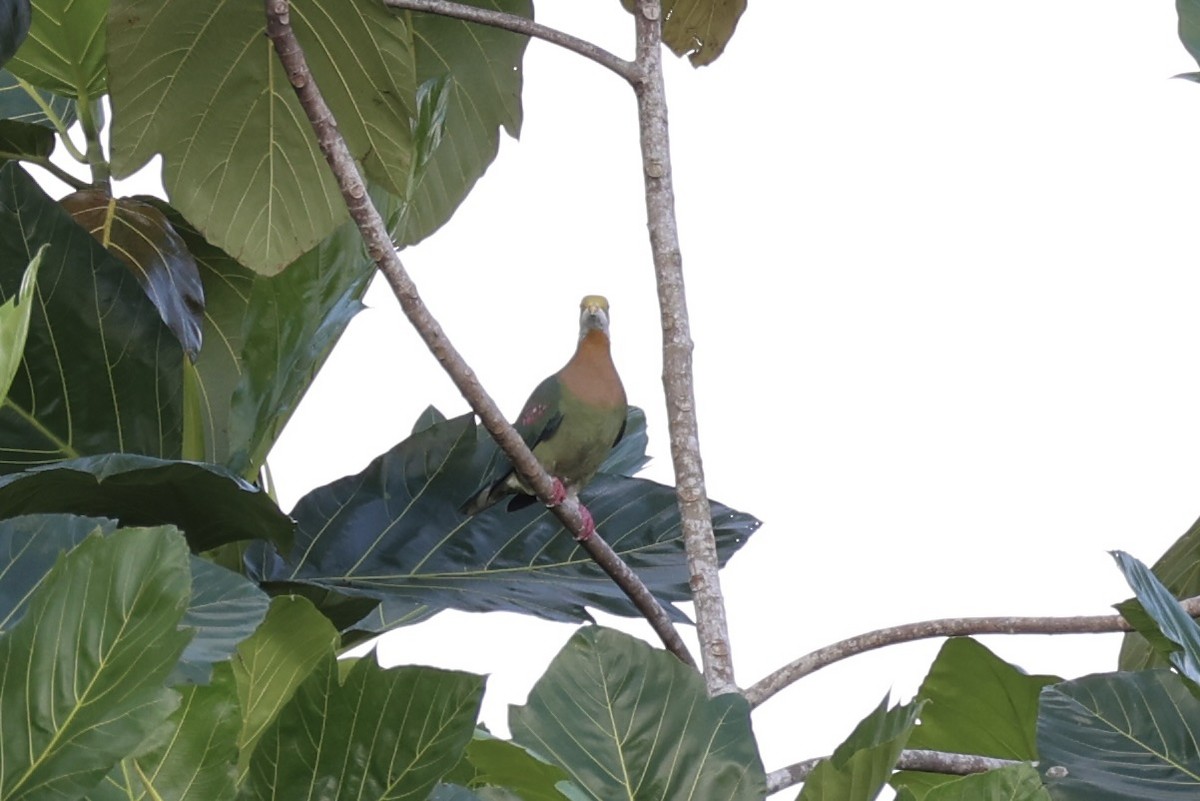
left=0, top=163, right=183, bottom=472
left=0, top=454, right=294, bottom=553
left=1119, top=512, right=1200, bottom=670
left=89, top=662, right=241, bottom=801
left=0, top=526, right=193, bottom=800
left=895, top=764, right=1049, bottom=801
left=1037, top=669, right=1200, bottom=800
left=0, top=68, right=75, bottom=126
left=241, top=656, right=484, bottom=800
left=0, top=0, right=30, bottom=70
left=0, top=245, right=39, bottom=403
left=0, top=118, right=51, bottom=162
left=1112, top=549, right=1200, bottom=685
left=618, top=0, right=746, bottom=66
left=397, top=0, right=529, bottom=246
left=7, top=0, right=105, bottom=97
left=246, top=411, right=758, bottom=632
left=511, top=626, right=765, bottom=801
left=230, top=596, right=339, bottom=778
left=443, top=732, right=576, bottom=801
left=61, top=189, right=205, bottom=360
left=1180, top=0, right=1200, bottom=72
left=799, top=695, right=921, bottom=801
left=173, top=559, right=269, bottom=685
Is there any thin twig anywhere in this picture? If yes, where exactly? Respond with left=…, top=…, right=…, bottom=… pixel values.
left=745, top=596, right=1200, bottom=708
left=24, top=157, right=89, bottom=190
left=765, top=748, right=1021, bottom=794
left=262, top=0, right=696, bottom=669
left=381, top=0, right=637, bottom=83
left=632, top=0, right=736, bottom=695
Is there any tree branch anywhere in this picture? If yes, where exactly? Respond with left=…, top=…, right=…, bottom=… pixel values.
left=745, top=596, right=1200, bottom=708
left=632, top=1, right=735, bottom=696
left=262, top=0, right=696, bottom=669
left=381, top=0, right=637, bottom=83
left=765, top=748, right=1021, bottom=794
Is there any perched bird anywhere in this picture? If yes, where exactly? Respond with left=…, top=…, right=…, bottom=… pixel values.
left=461, top=295, right=627, bottom=540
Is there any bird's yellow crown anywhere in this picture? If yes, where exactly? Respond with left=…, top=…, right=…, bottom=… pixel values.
left=580, top=295, right=609, bottom=311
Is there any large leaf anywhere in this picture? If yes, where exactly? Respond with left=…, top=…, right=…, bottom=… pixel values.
left=442, top=732, right=577, bottom=801
left=892, top=638, right=1058, bottom=795
left=618, top=0, right=746, bottom=66
left=230, top=596, right=339, bottom=778
left=0, top=163, right=183, bottom=473
left=0, top=67, right=75, bottom=126
left=7, top=0, right=105, bottom=97
left=61, top=189, right=205, bottom=360
left=895, top=765, right=1049, bottom=801
left=397, top=0, right=529, bottom=246
left=240, top=656, right=483, bottom=800
left=1038, top=669, right=1200, bottom=800
left=511, top=626, right=766, bottom=801
left=0, top=512, right=269, bottom=684
left=1119, top=511, right=1200, bottom=670
left=0, top=244, right=38, bottom=402
left=0, top=526, right=193, bottom=800
left=0, top=0, right=29, bottom=71
left=245, top=410, right=759, bottom=631
left=88, top=663, right=241, bottom=801
left=0, top=454, right=294, bottom=552
left=799, top=695, right=921, bottom=801
left=1112, top=549, right=1200, bottom=684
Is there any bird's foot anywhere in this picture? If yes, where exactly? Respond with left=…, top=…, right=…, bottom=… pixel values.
left=574, top=503, right=596, bottom=542
left=546, top=477, right=568, bottom=506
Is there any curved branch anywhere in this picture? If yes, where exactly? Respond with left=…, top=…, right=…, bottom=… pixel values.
left=746, top=596, right=1200, bottom=708
left=381, top=0, right=637, bottom=83
left=262, top=0, right=695, bottom=669
left=766, top=748, right=1021, bottom=794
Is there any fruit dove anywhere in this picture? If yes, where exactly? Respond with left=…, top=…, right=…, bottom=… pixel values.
left=461, top=295, right=627, bottom=539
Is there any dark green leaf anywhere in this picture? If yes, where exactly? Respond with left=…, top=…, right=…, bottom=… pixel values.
left=894, top=764, right=1049, bottom=801
left=1038, top=669, right=1200, bottom=800
left=0, top=526, right=193, bottom=800
left=174, top=559, right=269, bottom=685
left=0, top=454, right=293, bottom=552
left=230, top=596, right=339, bottom=777
left=0, top=163, right=183, bottom=473
left=0, top=68, right=74, bottom=126
left=443, top=732, right=576, bottom=801
left=511, top=626, right=766, bottom=801
left=413, top=404, right=449, bottom=435
left=0, top=0, right=29, bottom=71
left=799, top=695, right=921, bottom=801
left=398, top=0, right=529, bottom=246
left=0, top=117, right=51, bottom=162
left=1112, top=550, right=1200, bottom=685
left=0, top=244, right=38, bottom=402
left=7, top=0, right=105, bottom=97
left=1115, top=597, right=1182, bottom=665
left=246, top=412, right=758, bottom=631
left=1120, top=512, right=1200, bottom=670
left=241, top=657, right=483, bottom=800
left=62, top=189, right=205, bottom=360
left=618, top=0, right=746, bottom=66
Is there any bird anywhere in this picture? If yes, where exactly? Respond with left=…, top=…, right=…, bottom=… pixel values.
left=461, top=294, right=627, bottom=540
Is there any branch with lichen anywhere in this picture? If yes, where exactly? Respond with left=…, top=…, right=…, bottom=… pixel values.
left=766, top=748, right=1022, bottom=795
left=262, top=0, right=696, bottom=669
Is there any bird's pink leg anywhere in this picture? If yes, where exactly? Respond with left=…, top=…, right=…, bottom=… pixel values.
left=574, top=503, right=596, bottom=541
left=546, top=478, right=568, bottom=506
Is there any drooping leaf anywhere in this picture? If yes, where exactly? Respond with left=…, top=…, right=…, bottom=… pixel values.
left=0, top=245, right=39, bottom=402
left=0, top=0, right=29, bottom=70
left=0, top=453, right=294, bottom=552
left=61, top=189, right=205, bottom=360
left=0, top=117, right=51, bottom=163
left=7, top=0, right=106, bottom=97
left=511, top=626, right=766, bottom=801
left=88, top=662, right=241, bottom=801
left=241, top=656, right=483, bottom=800
left=0, top=163, right=183, bottom=473
left=618, top=0, right=746, bottom=66
left=1112, top=549, right=1200, bottom=685
left=442, top=732, right=577, bottom=801
left=1120, top=512, right=1200, bottom=670
left=799, top=694, right=922, bottom=801
left=245, top=411, right=758, bottom=632
left=0, top=526, right=193, bottom=800
left=230, top=596, right=339, bottom=777
left=894, top=764, right=1049, bottom=801
left=0, top=67, right=75, bottom=126
left=1038, top=669, right=1200, bottom=800
left=397, top=0, right=529, bottom=246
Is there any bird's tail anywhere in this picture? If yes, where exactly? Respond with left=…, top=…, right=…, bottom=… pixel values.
left=460, top=478, right=508, bottom=517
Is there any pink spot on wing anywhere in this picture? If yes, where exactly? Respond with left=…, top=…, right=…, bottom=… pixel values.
left=521, top=403, right=548, bottom=426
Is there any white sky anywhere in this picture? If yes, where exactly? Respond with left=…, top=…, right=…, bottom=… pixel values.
left=83, top=0, right=1200, bottom=796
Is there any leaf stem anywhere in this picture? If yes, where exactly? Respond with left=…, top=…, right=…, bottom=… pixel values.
left=13, top=76, right=87, bottom=164
left=262, top=0, right=696, bottom=668
left=22, top=157, right=89, bottom=190
left=75, top=98, right=109, bottom=188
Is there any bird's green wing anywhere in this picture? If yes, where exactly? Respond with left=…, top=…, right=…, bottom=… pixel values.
left=513, top=373, right=564, bottom=451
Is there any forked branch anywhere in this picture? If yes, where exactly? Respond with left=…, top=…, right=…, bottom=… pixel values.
left=262, top=0, right=695, bottom=669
